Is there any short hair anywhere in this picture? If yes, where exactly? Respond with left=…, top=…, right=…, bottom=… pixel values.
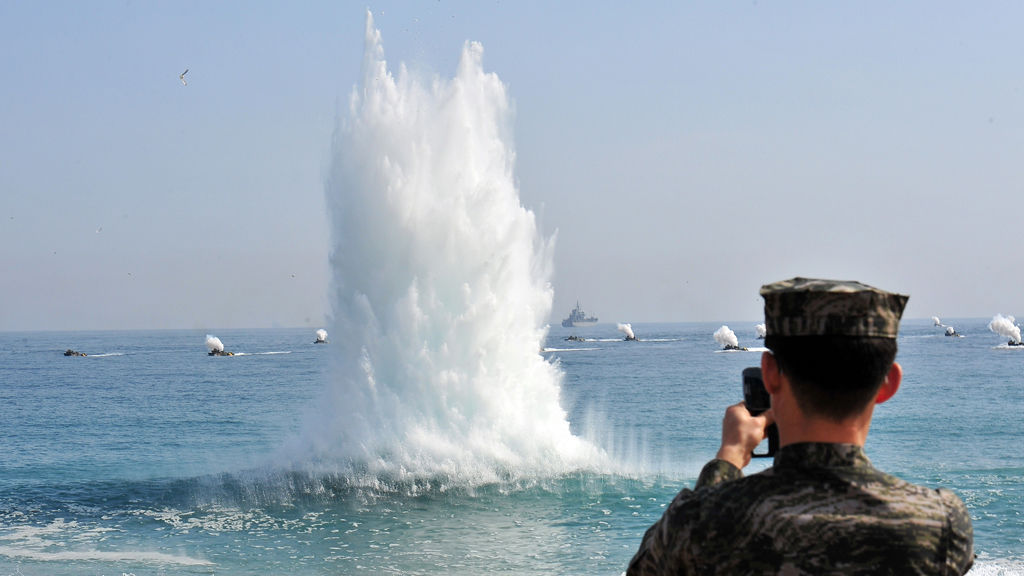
left=764, top=335, right=898, bottom=420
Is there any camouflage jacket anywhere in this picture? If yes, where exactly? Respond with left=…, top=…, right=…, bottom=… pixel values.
left=627, top=443, right=973, bottom=575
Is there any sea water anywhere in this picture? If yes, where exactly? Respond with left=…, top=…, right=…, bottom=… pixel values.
left=0, top=321, right=1021, bottom=575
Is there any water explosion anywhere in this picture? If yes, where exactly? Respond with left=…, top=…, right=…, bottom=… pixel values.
left=301, top=12, right=608, bottom=484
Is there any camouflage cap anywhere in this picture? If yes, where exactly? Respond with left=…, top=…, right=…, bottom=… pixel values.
left=760, top=277, right=909, bottom=338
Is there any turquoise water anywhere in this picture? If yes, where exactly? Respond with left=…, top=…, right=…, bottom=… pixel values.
left=0, top=320, right=1021, bottom=574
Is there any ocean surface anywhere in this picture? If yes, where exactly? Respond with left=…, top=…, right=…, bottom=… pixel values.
left=1, top=319, right=1021, bottom=575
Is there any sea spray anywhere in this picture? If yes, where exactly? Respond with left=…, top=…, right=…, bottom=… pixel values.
left=304, top=12, right=609, bottom=486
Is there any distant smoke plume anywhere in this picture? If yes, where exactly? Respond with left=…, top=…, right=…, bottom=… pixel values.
left=617, top=323, right=635, bottom=340
left=988, top=314, right=1021, bottom=344
left=205, top=335, right=225, bottom=353
left=713, top=325, right=739, bottom=348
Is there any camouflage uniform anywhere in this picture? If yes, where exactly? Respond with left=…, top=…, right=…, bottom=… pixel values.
left=628, top=278, right=974, bottom=574
left=627, top=443, right=974, bottom=575
left=759, top=277, right=909, bottom=339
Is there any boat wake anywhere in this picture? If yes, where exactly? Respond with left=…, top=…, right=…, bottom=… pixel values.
left=543, top=347, right=600, bottom=352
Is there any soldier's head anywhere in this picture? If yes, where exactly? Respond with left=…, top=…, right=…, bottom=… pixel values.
left=760, top=277, right=908, bottom=420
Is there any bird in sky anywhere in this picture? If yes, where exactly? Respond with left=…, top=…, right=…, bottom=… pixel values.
left=180, top=68, right=188, bottom=86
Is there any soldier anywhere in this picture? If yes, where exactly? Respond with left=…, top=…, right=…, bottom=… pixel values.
left=628, top=277, right=974, bottom=575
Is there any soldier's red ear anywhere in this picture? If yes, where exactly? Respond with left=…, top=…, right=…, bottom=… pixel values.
left=874, top=362, right=901, bottom=404
left=761, top=352, right=782, bottom=394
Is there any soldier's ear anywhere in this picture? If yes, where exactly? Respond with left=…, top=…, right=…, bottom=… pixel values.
left=874, top=362, right=901, bottom=404
left=761, top=352, right=783, bottom=394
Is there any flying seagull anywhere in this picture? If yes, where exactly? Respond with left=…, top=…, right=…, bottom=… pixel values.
left=179, top=68, right=188, bottom=86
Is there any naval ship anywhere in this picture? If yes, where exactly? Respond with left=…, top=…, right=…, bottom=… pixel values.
left=561, top=301, right=598, bottom=327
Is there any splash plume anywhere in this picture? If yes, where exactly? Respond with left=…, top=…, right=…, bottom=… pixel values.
left=302, top=12, right=607, bottom=483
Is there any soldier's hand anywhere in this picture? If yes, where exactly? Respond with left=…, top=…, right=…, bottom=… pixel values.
left=716, top=402, right=774, bottom=470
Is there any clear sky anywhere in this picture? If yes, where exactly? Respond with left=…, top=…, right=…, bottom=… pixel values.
left=2, top=1, right=1022, bottom=331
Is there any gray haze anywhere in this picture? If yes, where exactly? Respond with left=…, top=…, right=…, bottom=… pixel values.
left=2, top=2, right=1022, bottom=331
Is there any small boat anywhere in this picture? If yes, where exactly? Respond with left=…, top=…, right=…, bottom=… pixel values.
left=561, top=301, right=598, bottom=328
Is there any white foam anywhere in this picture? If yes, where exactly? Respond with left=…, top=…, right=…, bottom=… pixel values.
left=967, top=559, right=1024, bottom=576
left=0, top=519, right=211, bottom=566
left=0, top=546, right=212, bottom=566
